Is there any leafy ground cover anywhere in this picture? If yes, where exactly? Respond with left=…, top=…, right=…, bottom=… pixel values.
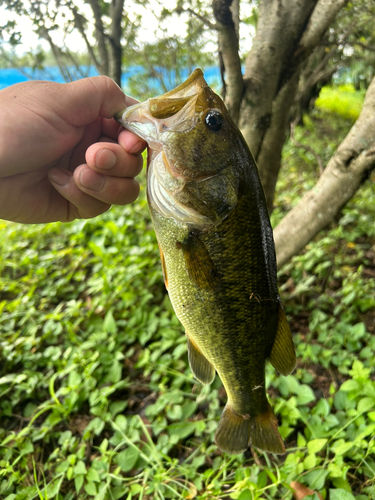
left=0, top=97, right=374, bottom=499
left=315, top=84, right=365, bottom=121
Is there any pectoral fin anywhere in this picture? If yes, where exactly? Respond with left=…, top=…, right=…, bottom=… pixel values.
left=158, top=244, right=168, bottom=290
left=187, top=335, right=215, bottom=385
left=177, top=232, right=220, bottom=290
left=269, top=305, right=296, bottom=376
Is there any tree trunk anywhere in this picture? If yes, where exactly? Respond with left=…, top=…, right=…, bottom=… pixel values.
left=231, top=0, right=348, bottom=212
left=109, top=0, right=124, bottom=86
left=212, top=0, right=243, bottom=125
left=274, top=75, right=375, bottom=268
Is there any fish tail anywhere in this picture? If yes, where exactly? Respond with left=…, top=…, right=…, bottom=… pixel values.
left=249, top=403, right=285, bottom=454
left=215, top=403, right=285, bottom=455
left=214, top=404, right=249, bottom=454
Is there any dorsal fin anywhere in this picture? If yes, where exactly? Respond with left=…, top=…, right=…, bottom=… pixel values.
left=269, top=305, right=296, bottom=376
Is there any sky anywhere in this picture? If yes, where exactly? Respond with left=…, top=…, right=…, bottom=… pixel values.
left=0, top=0, right=253, bottom=59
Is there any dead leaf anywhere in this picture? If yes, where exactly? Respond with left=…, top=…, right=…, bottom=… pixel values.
left=290, top=481, right=323, bottom=500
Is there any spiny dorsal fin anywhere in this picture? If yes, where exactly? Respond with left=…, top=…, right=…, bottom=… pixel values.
left=177, top=232, right=220, bottom=290
left=269, top=305, right=296, bottom=376
left=187, top=335, right=215, bottom=385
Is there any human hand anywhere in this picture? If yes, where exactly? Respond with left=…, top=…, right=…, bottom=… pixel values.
left=0, top=76, right=146, bottom=223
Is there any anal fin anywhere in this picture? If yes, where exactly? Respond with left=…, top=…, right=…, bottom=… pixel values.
left=269, top=305, right=296, bottom=376
left=187, top=335, right=215, bottom=385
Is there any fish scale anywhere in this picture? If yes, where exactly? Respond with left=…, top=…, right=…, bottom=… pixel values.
left=116, top=68, right=296, bottom=454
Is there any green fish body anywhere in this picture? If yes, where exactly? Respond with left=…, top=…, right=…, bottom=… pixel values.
left=116, top=69, right=296, bottom=454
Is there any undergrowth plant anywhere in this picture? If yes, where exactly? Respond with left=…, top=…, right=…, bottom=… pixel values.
left=0, top=91, right=374, bottom=499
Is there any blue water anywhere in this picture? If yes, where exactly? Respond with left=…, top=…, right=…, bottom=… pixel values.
left=0, top=65, right=221, bottom=92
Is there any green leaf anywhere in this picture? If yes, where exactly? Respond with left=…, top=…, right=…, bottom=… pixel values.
left=340, top=380, right=360, bottom=392
left=86, top=468, right=101, bottom=483
left=103, top=310, right=117, bottom=334
left=303, top=453, right=317, bottom=469
left=358, top=397, right=375, bottom=413
left=166, top=404, right=183, bottom=420
left=296, top=384, right=316, bottom=405
left=237, top=489, right=253, bottom=500
left=84, top=481, right=97, bottom=496
left=332, top=478, right=352, bottom=492
left=307, top=438, right=327, bottom=454
left=168, top=421, right=196, bottom=439
left=114, top=414, right=127, bottom=431
left=75, top=474, right=84, bottom=493
left=304, top=469, right=329, bottom=490
left=20, top=442, right=34, bottom=456
left=332, top=440, right=354, bottom=456
left=73, top=460, right=87, bottom=475
left=297, top=433, right=307, bottom=447
left=329, top=488, right=356, bottom=500
left=110, top=400, right=128, bottom=417
left=114, top=447, right=140, bottom=472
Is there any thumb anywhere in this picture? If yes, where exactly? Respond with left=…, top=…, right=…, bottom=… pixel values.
left=62, top=76, right=139, bottom=127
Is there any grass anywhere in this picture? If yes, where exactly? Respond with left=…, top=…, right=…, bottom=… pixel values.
left=0, top=91, right=375, bottom=499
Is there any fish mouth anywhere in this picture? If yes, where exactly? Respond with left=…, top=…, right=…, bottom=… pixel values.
left=115, top=68, right=207, bottom=155
left=115, top=69, right=217, bottom=228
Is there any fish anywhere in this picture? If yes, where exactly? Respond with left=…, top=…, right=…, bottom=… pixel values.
left=115, top=68, right=296, bottom=455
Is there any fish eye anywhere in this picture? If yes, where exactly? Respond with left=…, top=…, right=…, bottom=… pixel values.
left=205, top=110, right=223, bottom=132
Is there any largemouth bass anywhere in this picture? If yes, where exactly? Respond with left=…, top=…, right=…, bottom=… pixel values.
left=116, top=69, right=296, bottom=454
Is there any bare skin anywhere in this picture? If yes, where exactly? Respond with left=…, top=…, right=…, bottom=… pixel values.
left=0, top=75, right=146, bottom=223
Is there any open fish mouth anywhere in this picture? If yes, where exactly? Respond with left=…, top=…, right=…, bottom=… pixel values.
left=115, top=69, right=217, bottom=227
left=115, top=68, right=208, bottom=153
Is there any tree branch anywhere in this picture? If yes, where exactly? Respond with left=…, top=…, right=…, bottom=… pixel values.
left=274, top=75, right=375, bottom=268
left=69, top=5, right=100, bottom=71
left=182, top=8, right=217, bottom=30
left=354, top=41, right=375, bottom=52
left=86, top=0, right=109, bottom=75
left=294, top=0, right=349, bottom=64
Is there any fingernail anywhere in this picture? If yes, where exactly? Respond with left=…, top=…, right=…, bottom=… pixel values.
left=128, top=141, right=144, bottom=154
left=49, top=168, right=71, bottom=186
left=95, top=148, right=117, bottom=169
left=80, top=169, right=105, bottom=191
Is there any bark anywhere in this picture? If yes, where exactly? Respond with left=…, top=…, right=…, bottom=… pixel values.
left=212, top=0, right=243, bottom=124
left=86, top=0, right=109, bottom=76
left=237, top=0, right=349, bottom=212
left=240, top=0, right=317, bottom=158
left=274, top=76, right=375, bottom=269
left=257, top=72, right=300, bottom=211
left=109, top=0, right=124, bottom=86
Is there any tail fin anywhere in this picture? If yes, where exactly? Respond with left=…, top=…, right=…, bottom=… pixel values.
left=214, top=404, right=285, bottom=455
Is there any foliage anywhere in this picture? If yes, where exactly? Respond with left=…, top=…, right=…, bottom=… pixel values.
left=315, top=85, right=366, bottom=122
left=124, top=26, right=216, bottom=100
left=0, top=104, right=375, bottom=498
